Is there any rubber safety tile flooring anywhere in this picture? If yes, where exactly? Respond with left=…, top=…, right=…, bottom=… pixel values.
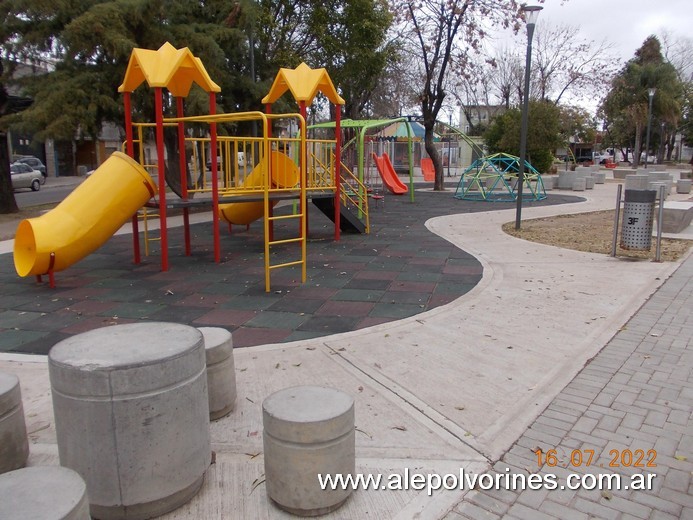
left=0, top=186, right=580, bottom=355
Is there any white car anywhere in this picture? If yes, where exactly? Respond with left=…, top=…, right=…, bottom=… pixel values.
left=10, top=162, right=43, bottom=191
left=592, top=152, right=613, bottom=164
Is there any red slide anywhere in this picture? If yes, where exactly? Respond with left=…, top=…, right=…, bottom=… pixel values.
left=420, top=157, right=435, bottom=181
left=371, top=152, right=408, bottom=195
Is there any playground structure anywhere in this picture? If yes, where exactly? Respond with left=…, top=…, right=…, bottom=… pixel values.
left=454, top=152, right=547, bottom=202
left=311, top=118, right=416, bottom=203
left=13, top=43, right=372, bottom=291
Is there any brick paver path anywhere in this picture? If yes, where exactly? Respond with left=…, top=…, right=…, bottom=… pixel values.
left=448, top=254, right=693, bottom=519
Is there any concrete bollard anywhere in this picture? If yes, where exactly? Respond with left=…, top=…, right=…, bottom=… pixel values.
left=541, top=175, right=555, bottom=190
left=625, top=174, right=650, bottom=191
left=198, top=327, right=237, bottom=420
left=0, top=371, right=29, bottom=474
left=0, top=466, right=90, bottom=520
left=263, top=386, right=355, bottom=516
left=584, top=176, right=595, bottom=190
left=593, top=172, right=606, bottom=184
left=557, top=171, right=576, bottom=189
left=677, top=178, right=692, bottom=194
left=48, top=322, right=211, bottom=520
left=572, top=178, right=586, bottom=191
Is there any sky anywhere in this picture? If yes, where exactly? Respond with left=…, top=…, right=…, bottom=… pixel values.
left=476, top=0, right=692, bottom=115
left=537, top=0, right=691, bottom=62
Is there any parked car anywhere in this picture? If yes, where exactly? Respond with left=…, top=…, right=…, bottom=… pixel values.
left=575, top=155, right=593, bottom=165
left=15, top=156, right=47, bottom=183
left=10, top=162, right=43, bottom=191
left=592, top=152, right=613, bottom=164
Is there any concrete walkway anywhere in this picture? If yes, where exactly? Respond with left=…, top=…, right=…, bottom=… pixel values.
left=448, top=252, right=693, bottom=520
left=1, top=180, right=691, bottom=518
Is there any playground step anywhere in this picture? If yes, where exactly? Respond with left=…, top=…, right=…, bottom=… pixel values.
left=312, top=198, right=366, bottom=234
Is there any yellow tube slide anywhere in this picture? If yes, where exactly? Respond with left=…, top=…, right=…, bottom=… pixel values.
left=14, top=152, right=157, bottom=277
left=219, top=151, right=299, bottom=225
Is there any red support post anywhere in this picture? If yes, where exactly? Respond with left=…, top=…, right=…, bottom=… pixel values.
left=334, top=105, right=342, bottom=241
left=265, top=103, right=274, bottom=240
left=155, top=88, right=169, bottom=271
left=210, top=92, right=220, bottom=263
left=299, top=101, right=308, bottom=238
left=124, top=92, right=142, bottom=264
left=176, top=97, right=191, bottom=256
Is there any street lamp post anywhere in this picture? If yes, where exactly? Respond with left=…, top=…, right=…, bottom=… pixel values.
left=514, top=5, right=542, bottom=230
left=644, top=87, right=656, bottom=169
left=447, top=112, right=452, bottom=177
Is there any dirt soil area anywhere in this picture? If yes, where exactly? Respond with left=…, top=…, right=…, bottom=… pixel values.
left=503, top=210, right=691, bottom=262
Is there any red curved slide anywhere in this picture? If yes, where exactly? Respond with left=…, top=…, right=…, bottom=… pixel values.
left=372, top=152, right=407, bottom=195
left=421, top=157, right=435, bottom=181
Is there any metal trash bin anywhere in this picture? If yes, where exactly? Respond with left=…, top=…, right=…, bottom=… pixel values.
left=621, top=189, right=656, bottom=250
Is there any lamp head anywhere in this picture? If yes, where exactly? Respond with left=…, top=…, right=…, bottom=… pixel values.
left=521, top=5, right=543, bottom=26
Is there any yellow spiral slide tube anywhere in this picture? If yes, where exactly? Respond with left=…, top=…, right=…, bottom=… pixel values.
left=14, top=152, right=157, bottom=277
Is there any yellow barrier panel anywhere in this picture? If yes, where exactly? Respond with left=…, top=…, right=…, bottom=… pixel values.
left=14, top=152, right=157, bottom=277
left=218, top=151, right=300, bottom=225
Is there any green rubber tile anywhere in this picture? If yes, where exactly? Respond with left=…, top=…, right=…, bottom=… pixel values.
left=369, top=303, right=424, bottom=319
left=244, top=310, right=309, bottom=330
left=333, top=288, right=385, bottom=302
left=395, top=271, right=442, bottom=283
left=193, top=308, right=258, bottom=328
left=296, top=315, right=360, bottom=333
left=0, top=310, right=46, bottom=328
left=21, top=310, right=84, bottom=332
left=0, top=329, right=53, bottom=351
left=102, top=302, right=168, bottom=320
left=14, top=298, right=74, bottom=313
left=343, top=278, right=392, bottom=291
left=267, top=298, right=325, bottom=314
left=148, top=306, right=209, bottom=323
left=221, top=295, right=282, bottom=311
left=380, top=290, right=430, bottom=306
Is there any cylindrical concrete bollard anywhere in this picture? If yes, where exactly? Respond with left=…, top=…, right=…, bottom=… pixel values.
left=557, top=171, right=576, bottom=189
left=48, top=322, right=211, bottom=520
left=0, top=466, right=90, bottom=520
left=263, top=385, right=355, bottom=517
left=198, top=327, right=237, bottom=420
left=572, top=177, right=586, bottom=191
left=0, top=371, right=29, bottom=474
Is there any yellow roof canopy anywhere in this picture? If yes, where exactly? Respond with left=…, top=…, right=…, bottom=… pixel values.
left=261, top=62, right=344, bottom=106
left=118, top=42, right=221, bottom=97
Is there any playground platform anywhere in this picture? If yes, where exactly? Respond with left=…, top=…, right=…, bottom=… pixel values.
left=1, top=178, right=691, bottom=519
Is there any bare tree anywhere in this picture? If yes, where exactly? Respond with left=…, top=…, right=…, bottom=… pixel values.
left=660, top=31, right=693, bottom=82
left=532, top=22, right=617, bottom=105
left=393, top=0, right=524, bottom=190
left=660, top=31, right=693, bottom=160
left=486, top=46, right=523, bottom=109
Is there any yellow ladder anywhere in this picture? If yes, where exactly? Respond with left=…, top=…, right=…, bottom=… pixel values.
left=138, top=206, right=160, bottom=256
left=263, top=192, right=306, bottom=293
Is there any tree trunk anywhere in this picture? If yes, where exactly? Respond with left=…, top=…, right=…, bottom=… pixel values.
left=0, top=130, right=19, bottom=214
left=632, top=121, right=641, bottom=168
left=425, top=128, right=444, bottom=191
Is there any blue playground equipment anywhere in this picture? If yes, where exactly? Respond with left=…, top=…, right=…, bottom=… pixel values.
left=454, top=153, right=547, bottom=202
